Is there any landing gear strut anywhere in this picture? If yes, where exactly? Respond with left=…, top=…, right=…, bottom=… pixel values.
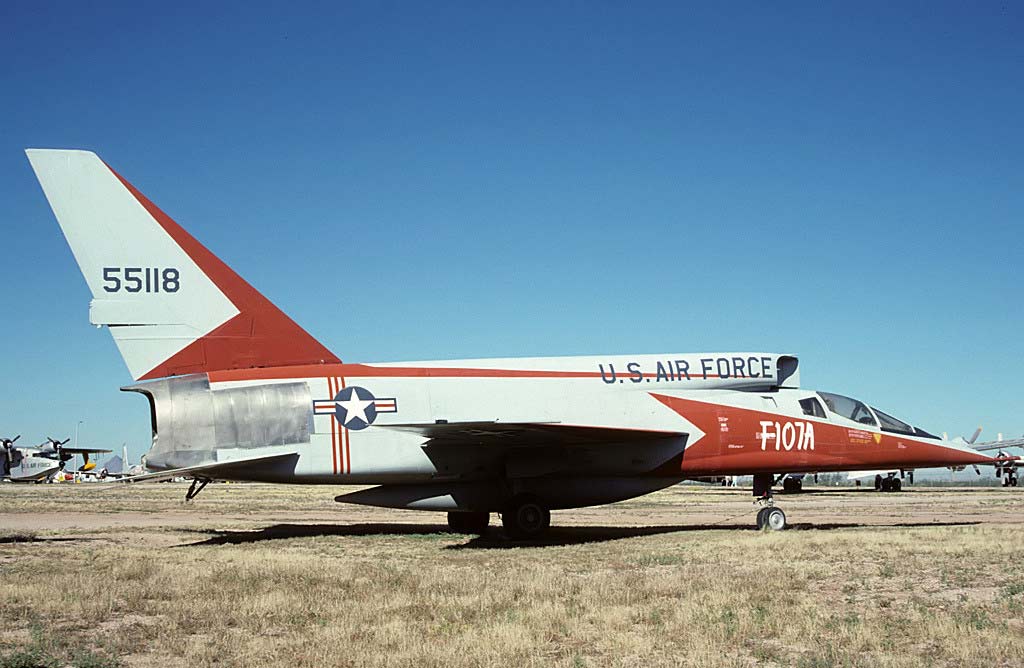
left=753, top=473, right=787, bottom=531
left=501, top=496, right=550, bottom=540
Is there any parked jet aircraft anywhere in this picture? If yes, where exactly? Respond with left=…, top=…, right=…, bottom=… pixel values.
left=98, top=445, right=147, bottom=479
left=25, top=149, right=1016, bottom=536
left=1, top=435, right=111, bottom=482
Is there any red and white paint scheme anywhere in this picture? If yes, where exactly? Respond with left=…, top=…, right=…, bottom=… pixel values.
left=26, top=149, right=1009, bottom=536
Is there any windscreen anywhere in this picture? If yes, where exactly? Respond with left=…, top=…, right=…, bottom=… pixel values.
left=819, top=392, right=877, bottom=426
left=871, top=407, right=916, bottom=436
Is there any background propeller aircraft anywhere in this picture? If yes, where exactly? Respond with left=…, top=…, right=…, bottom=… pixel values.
left=1, top=435, right=111, bottom=483
left=24, top=149, right=1018, bottom=537
left=966, top=432, right=1024, bottom=487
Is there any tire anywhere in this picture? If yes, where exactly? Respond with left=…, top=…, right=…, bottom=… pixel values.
left=880, top=477, right=892, bottom=492
left=874, top=475, right=883, bottom=491
left=764, top=507, right=787, bottom=531
left=447, top=511, right=490, bottom=535
left=1013, top=477, right=1019, bottom=488
left=501, top=496, right=551, bottom=540
left=892, top=478, right=902, bottom=492
left=756, top=507, right=769, bottom=529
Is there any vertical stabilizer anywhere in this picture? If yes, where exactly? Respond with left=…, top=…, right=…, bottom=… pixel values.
left=26, top=149, right=340, bottom=380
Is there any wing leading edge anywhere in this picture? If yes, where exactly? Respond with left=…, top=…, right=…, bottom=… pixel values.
left=378, top=422, right=686, bottom=447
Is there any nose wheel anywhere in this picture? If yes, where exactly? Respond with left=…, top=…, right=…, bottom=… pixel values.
left=756, top=506, right=787, bottom=531
left=753, top=473, right=788, bottom=531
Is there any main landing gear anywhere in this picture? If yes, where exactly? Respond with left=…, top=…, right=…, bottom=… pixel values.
left=446, top=496, right=553, bottom=540
left=753, top=473, right=787, bottom=531
left=501, top=495, right=551, bottom=540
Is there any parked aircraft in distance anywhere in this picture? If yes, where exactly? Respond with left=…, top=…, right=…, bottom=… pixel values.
left=25, top=149, right=1017, bottom=536
left=1, top=435, right=111, bottom=482
left=97, top=445, right=147, bottom=479
left=841, top=429, right=1024, bottom=491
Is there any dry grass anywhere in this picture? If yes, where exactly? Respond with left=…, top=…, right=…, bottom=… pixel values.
left=2, top=484, right=1024, bottom=667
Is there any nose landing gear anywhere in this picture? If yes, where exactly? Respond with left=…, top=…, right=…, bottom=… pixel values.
left=756, top=505, right=787, bottom=530
left=753, top=473, right=787, bottom=531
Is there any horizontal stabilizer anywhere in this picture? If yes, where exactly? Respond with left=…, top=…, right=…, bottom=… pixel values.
left=380, top=421, right=685, bottom=446
left=115, top=451, right=298, bottom=484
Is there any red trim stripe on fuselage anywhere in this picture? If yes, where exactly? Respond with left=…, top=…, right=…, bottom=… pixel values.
left=210, top=364, right=757, bottom=382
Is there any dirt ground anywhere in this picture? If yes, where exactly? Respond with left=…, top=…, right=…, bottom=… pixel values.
left=2, top=483, right=1024, bottom=667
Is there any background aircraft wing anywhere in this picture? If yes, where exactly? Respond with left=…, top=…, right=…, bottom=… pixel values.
left=975, top=438, right=1024, bottom=452
left=59, top=447, right=113, bottom=455
left=847, top=470, right=899, bottom=480
left=379, top=422, right=685, bottom=446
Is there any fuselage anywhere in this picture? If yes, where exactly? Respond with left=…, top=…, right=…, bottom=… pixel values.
left=26, top=149, right=1003, bottom=523
left=126, top=352, right=992, bottom=489
left=3, top=452, right=61, bottom=482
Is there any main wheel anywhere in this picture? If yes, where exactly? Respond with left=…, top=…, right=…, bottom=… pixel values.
left=763, top=507, right=787, bottom=531
left=756, top=507, right=770, bottom=529
left=880, top=477, right=892, bottom=492
left=892, top=478, right=902, bottom=492
left=874, top=475, right=883, bottom=491
left=447, top=511, right=490, bottom=534
left=501, top=497, right=551, bottom=540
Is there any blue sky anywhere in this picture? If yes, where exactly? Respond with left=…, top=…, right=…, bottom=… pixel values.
left=1, top=2, right=1022, bottom=462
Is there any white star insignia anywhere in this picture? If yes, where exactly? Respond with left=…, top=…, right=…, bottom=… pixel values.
left=337, top=391, right=373, bottom=426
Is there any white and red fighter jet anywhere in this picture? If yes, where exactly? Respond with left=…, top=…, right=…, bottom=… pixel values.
left=25, top=149, right=1009, bottom=537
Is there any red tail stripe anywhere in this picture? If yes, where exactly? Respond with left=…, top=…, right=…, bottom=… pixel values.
left=105, top=164, right=341, bottom=380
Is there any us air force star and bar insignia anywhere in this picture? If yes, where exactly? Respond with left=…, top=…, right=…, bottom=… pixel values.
left=313, top=386, right=398, bottom=431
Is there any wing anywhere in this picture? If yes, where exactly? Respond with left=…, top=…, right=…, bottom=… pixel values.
left=60, top=447, right=113, bottom=455
left=379, top=421, right=685, bottom=446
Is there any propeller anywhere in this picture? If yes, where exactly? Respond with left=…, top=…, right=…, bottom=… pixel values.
left=38, top=437, right=73, bottom=470
left=43, top=437, right=71, bottom=452
left=967, top=427, right=982, bottom=445
left=1, top=435, right=21, bottom=477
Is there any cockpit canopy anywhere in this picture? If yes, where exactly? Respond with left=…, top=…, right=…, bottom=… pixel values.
left=817, top=392, right=939, bottom=439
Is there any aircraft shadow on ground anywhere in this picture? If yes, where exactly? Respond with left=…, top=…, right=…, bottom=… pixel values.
left=0, top=535, right=100, bottom=544
left=174, top=520, right=981, bottom=549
